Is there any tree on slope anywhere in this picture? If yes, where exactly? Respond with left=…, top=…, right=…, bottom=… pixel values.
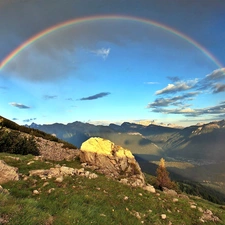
left=156, top=158, right=173, bottom=190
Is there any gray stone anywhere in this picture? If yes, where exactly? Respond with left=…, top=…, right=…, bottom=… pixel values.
left=0, top=160, right=19, bottom=184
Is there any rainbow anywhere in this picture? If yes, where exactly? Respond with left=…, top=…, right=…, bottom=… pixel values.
left=0, top=15, right=223, bottom=69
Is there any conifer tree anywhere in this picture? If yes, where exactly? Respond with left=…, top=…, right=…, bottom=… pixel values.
left=156, top=158, right=173, bottom=189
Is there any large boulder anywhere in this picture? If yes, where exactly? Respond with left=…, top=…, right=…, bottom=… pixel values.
left=0, top=160, right=19, bottom=184
left=80, top=137, right=145, bottom=187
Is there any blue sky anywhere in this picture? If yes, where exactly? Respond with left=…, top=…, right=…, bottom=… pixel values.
left=0, top=0, right=225, bottom=127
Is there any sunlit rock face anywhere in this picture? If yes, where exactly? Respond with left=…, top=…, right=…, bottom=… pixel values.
left=0, top=160, right=19, bottom=184
left=80, top=137, right=145, bottom=187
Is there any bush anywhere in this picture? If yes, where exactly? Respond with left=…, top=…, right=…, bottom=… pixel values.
left=0, top=130, right=39, bottom=156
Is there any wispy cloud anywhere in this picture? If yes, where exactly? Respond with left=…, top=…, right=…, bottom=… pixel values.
left=155, top=80, right=197, bottom=95
left=144, top=82, right=159, bottom=85
left=205, top=68, right=225, bottom=81
left=212, top=83, right=225, bottom=93
left=92, top=48, right=110, bottom=59
left=167, top=76, right=181, bottom=82
left=65, top=98, right=73, bottom=101
left=197, top=68, right=225, bottom=92
left=9, top=102, right=30, bottom=109
left=79, top=92, right=111, bottom=101
left=43, top=95, right=57, bottom=100
left=147, top=92, right=199, bottom=108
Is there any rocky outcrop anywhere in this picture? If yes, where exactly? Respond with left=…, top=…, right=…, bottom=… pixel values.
left=0, top=160, right=19, bottom=184
left=80, top=137, right=146, bottom=187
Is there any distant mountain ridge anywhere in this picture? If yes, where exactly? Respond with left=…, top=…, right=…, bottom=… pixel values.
left=28, top=119, right=225, bottom=162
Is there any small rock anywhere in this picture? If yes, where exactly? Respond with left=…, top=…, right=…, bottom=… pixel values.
left=163, top=187, right=177, bottom=196
left=27, top=161, right=34, bottom=165
left=138, top=193, right=143, bottom=196
left=143, top=185, right=156, bottom=193
left=134, top=211, right=141, bottom=219
left=173, top=198, right=179, bottom=203
left=88, top=173, right=98, bottom=179
left=124, top=196, right=129, bottom=200
left=55, top=176, right=63, bottom=183
left=48, top=188, right=55, bottom=194
left=161, top=214, right=166, bottom=219
left=42, top=182, right=49, bottom=187
left=33, top=190, right=39, bottom=195
left=190, top=205, right=197, bottom=209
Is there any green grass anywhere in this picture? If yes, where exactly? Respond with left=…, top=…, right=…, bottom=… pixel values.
left=1, top=153, right=225, bottom=225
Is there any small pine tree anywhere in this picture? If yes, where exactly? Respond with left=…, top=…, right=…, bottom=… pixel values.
left=156, top=158, right=173, bottom=189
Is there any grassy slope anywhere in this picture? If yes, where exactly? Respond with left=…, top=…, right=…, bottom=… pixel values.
left=1, top=153, right=225, bottom=225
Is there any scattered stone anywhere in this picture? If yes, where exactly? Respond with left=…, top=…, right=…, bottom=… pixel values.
left=100, top=214, right=106, bottom=217
left=0, top=185, right=9, bottom=195
left=55, top=176, right=64, bottom=183
left=138, top=193, right=143, bottom=196
left=198, top=207, right=203, bottom=213
left=48, top=188, right=55, bottom=194
left=163, top=187, right=177, bottom=196
left=29, top=165, right=98, bottom=180
left=42, top=182, right=49, bottom=187
left=23, top=176, right=29, bottom=181
left=200, top=209, right=220, bottom=222
left=120, top=178, right=128, bottom=185
left=173, top=198, right=179, bottom=203
left=5, top=156, right=20, bottom=161
left=33, top=190, right=39, bottom=195
left=133, top=211, right=141, bottom=219
left=88, top=173, right=98, bottom=179
left=161, top=214, right=166, bottom=219
left=27, top=161, right=34, bottom=165
left=0, top=160, right=19, bottom=184
left=190, top=205, right=197, bottom=209
left=143, top=185, right=156, bottom=193
left=34, top=137, right=79, bottom=161
left=124, top=196, right=129, bottom=200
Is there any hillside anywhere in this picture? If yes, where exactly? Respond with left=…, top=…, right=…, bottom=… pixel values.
left=0, top=117, right=225, bottom=224
left=27, top=118, right=225, bottom=197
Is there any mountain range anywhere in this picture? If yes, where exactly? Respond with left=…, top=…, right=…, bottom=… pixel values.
left=28, top=119, right=225, bottom=195
left=28, top=119, right=225, bottom=162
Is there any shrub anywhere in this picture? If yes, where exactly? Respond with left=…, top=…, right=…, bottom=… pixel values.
left=156, top=158, right=174, bottom=189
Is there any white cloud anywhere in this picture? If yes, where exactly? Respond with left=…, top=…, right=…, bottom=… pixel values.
left=155, top=80, right=198, bottom=95
left=144, top=82, right=159, bottom=85
left=179, top=108, right=195, bottom=113
left=9, top=102, right=30, bottom=109
left=92, top=48, right=110, bottom=60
